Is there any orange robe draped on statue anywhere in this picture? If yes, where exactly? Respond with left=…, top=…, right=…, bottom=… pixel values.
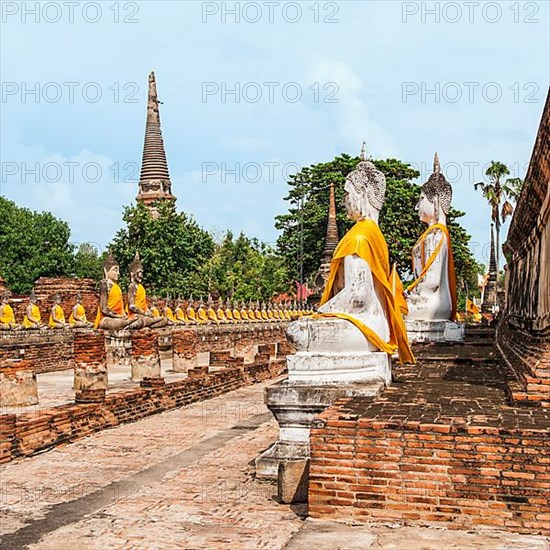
left=69, top=304, right=88, bottom=325
left=407, top=223, right=457, bottom=321
left=23, top=304, right=41, bottom=328
left=49, top=305, right=66, bottom=327
left=318, top=219, right=415, bottom=364
left=1, top=304, right=16, bottom=325
left=94, top=282, right=125, bottom=328
left=128, top=284, right=148, bottom=317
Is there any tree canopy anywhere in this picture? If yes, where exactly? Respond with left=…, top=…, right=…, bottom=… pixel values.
left=0, top=197, right=75, bottom=293
left=275, top=154, right=480, bottom=302
left=108, top=201, right=215, bottom=297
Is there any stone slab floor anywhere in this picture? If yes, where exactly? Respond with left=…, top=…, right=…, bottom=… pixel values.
left=1, top=378, right=548, bottom=549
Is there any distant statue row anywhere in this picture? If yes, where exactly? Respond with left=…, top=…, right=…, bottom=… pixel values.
left=0, top=291, right=92, bottom=330
left=95, top=252, right=311, bottom=331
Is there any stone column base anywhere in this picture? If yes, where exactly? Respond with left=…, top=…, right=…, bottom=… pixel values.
left=74, top=369, right=108, bottom=392
left=255, top=379, right=383, bottom=486
left=0, top=369, right=38, bottom=407
left=173, top=351, right=210, bottom=374
left=406, top=320, right=465, bottom=344
left=131, top=355, right=161, bottom=381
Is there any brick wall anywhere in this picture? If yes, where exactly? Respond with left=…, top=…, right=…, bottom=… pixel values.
left=309, top=402, right=550, bottom=536
left=0, top=331, right=74, bottom=374
left=0, top=359, right=286, bottom=464
left=499, top=90, right=550, bottom=406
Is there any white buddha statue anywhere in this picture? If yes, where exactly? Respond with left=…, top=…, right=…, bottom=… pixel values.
left=286, top=144, right=414, bottom=383
left=405, top=154, right=463, bottom=342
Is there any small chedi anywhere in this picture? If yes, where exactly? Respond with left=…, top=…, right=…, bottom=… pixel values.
left=127, top=252, right=168, bottom=328
left=405, top=153, right=465, bottom=343
left=95, top=253, right=142, bottom=331
left=257, top=145, right=414, bottom=500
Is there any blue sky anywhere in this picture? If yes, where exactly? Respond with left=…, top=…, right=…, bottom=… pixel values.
left=1, top=1, right=548, bottom=268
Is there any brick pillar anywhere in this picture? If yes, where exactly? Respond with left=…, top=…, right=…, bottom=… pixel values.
left=131, top=329, right=162, bottom=383
left=209, top=350, right=232, bottom=368
left=105, top=330, right=132, bottom=368
left=172, top=328, right=207, bottom=373
left=74, top=329, right=107, bottom=403
left=0, top=359, right=38, bottom=406
left=158, top=330, right=173, bottom=369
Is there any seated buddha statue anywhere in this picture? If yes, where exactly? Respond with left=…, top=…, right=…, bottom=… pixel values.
left=150, top=296, right=161, bottom=318
left=207, top=295, right=219, bottom=324
left=49, top=294, right=68, bottom=329
left=240, top=301, right=249, bottom=322
left=217, top=298, right=229, bottom=323
left=406, top=154, right=457, bottom=322
left=95, top=253, right=143, bottom=331
left=286, top=146, right=414, bottom=365
left=232, top=300, right=242, bottom=322
left=261, top=302, right=269, bottom=321
left=196, top=298, right=209, bottom=324
left=69, top=293, right=92, bottom=327
left=223, top=299, right=234, bottom=323
left=163, top=297, right=177, bottom=325
left=23, top=291, right=44, bottom=329
left=247, top=301, right=257, bottom=322
left=0, top=291, right=19, bottom=330
left=127, top=253, right=168, bottom=328
left=174, top=299, right=187, bottom=324
left=185, top=296, right=197, bottom=325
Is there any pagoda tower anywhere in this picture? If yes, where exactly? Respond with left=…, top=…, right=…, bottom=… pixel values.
left=136, top=71, right=176, bottom=209
left=313, top=182, right=340, bottom=295
left=481, top=223, right=499, bottom=313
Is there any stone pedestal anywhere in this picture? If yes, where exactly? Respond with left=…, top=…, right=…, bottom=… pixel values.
left=131, top=330, right=162, bottom=381
left=0, top=359, right=38, bottom=406
left=287, top=351, right=391, bottom=385
left=105, top=330, right=132, bottom=368
left=255, top=379, right=383, bottom=484
left=406, top=320, right=465, bottom=344
left=73, top=329, right=108, bottom=403
left=172, top=328, right=204, bottom=373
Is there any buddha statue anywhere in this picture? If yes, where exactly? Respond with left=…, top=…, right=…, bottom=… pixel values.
left=247, top=300, right=256, bottom=322
left=127, top=252, right=168, bottom=328
left=254, top=300, right=263, bottom=322
left=197, top=298, right=209, bottom=324
left=95, top=253, right=142, bottom=331
left=163, top=297, right=177, bottom=325
left=240, top=301, right=249, bottom=322
left=49, top=294, right=67, bottom=329
left=174, top=298, right=187, bottom=324
left=267, top=302, right=275, bottom=320
left=186, top=296, right=197, bottom=324
left=261, top=302, right=269, bottom=321
left=150, top=296, right=161, bottom=317
left=223, top=299, right=234, bottom=323
left=69, top=293, right=92, bottom=327
left=217, top=298, right=228, bottom=323
left=23, top=291, right=44, bottom=329
left=286, top=145, right=415, bottom=376
left=404, top=154, right=463, bottom=342
left=232, top=300, right=242, bottom=322
left=207, top=294, right=219, bottom=324
left=0, top=291, right=19, bottom=330
left=406, top=153, right=456, bottom=322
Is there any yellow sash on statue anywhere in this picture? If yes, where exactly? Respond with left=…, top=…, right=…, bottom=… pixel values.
left=94, top=282, right=125, bottom=328
left=49, top=304, right=66, bottom=327
left=318, top=219, right=415, bottom=364
left=69, top=304, right=87, bottom=325
left=408, top=223, right=457, bottom=321
left=128, top=284, right=148, bottom=317
left=23, top=304, right=41, bottom=328
left=1, top=304, right=16, bottom=325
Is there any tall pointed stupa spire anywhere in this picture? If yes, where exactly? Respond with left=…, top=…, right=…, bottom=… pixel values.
left=322, top=182, right=339, bottom=264
left=488, top=223, right=497, bottom=282
left=137, top=71, right=176, bottom=209
left=433, top=151, right=440, bottom=175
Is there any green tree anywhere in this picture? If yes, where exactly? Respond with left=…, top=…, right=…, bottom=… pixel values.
left=474, top=161, right=524, bottom=274
left=193, top=231, right=290, bottom=301
left=73, top=243, right=104, bottom=281
left=275, top=154, right=480, bottom=302
left=108, top=201, right=215, bottom=297
left=0, top=197, right=75, bottom=293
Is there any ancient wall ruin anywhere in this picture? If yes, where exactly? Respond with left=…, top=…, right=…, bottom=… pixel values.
left=498, top=91, right=550, bottom=407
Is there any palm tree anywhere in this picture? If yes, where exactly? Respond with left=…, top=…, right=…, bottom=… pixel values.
left=474, top=161, right=523, bottom=277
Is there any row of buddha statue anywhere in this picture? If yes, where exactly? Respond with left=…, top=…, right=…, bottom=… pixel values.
left=0, top=259, right=312, bottom=331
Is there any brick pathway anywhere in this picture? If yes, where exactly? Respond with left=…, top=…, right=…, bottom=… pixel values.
left=1, top=372, right=548, bottom=549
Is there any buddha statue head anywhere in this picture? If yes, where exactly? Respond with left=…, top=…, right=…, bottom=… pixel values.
left=129, top=252, right=144, bottom=284
left=75, top=292, right=82, bottom=304
left=29, top=290, right=38, bottom=305
left=53, top=293, right=62, bottom=305
left=103, top=253, right=120, bottom=282
left=344, top=142, right=386, bottom=223
left=416, top=153, right=452, bottom=226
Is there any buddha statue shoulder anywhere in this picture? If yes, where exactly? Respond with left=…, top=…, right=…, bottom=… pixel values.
left=406, top=153, right=457, bottom=322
